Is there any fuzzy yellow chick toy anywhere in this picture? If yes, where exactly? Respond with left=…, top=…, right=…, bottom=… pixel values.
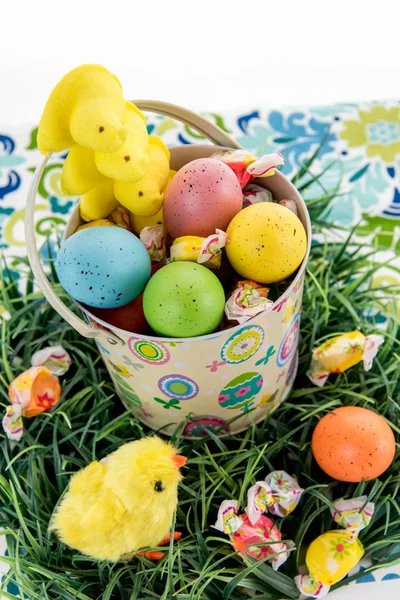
left=114, top=136, right=171, bottom=217
left=50, top=437, right=186, bottom=561
left=38, top=64, right=129, bottom=155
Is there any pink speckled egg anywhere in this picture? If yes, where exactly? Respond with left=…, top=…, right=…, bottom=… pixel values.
left=163, top=158, right=242, bottom=238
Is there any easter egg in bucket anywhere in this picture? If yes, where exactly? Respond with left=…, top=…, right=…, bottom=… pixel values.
left=143, top=262, right=225, bottom=337
left=163, top=158, right=242, bottom=238
left=56, top=227, right=151, bottom=308
left=218, top=372, right=263, bottom=413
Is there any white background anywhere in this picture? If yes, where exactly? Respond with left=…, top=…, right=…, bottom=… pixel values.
left=1, top=0, right=399, bottom=125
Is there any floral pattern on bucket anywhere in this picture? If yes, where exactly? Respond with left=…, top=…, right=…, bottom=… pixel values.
left=221, top=325, right=264, bottom=364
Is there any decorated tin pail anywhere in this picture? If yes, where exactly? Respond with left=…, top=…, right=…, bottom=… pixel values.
left=26, top=101, right=311, bottom=437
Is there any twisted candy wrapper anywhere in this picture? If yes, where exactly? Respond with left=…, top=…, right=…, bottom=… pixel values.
left=31, top=345, right=71, bottom=376
left=214, top=471, right=303, bottom=570
left=225, top=280, right=272, bottom=324
left=2, top=367, right=61, bottom=441
left=170, top=229, right=228, bottom=269
left=243, top=184, right=273, bottom=207
left=140, top=224, right=166, bottom=262
left=211, top=149, right=284, bottom=188
left=246, top=471, right=304, bottom=523
left=295, top=496, right=375, bottom=598
left=307, top=331, right=384, bottom=387
left=109, top=206, right=131, bottom=230
left=278, top=199, right=298, bottom=216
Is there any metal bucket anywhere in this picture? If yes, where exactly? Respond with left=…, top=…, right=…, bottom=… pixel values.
left=26, top=101, right=311, bottom=437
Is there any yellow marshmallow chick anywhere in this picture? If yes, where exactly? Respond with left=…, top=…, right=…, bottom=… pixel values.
left=38, top=64, right=128, bottom=155
left=95, top=102, right=150, bottom=183
left=60, top=145, right=118, bottom=222
left=114, top=136, right=171, bottom=217
left=129, top=170, right=175, bottom=234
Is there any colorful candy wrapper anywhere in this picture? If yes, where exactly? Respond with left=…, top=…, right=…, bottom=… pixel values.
left=170, top=229, right=228, bottom=269
left=246, top=471, right=304, bottom=523
left=214, top=471, right=302, bottom=570
left=211, top=149, right=284, bottom=188
left=307, top=331, right=384, bottom=387
left=295, top=496, right=375, bottom=598
left=2, top=367, right=61, bottom=441
left=140, top=224, right=166, bottom=262
left=31, top=345, right=71, bottom=376
left=109, top=206, right=131, bottom=230
left=278, top=199, right=298, bottom=216
left=225, top=280, right=272, bottom=324
left=242, top=183, right=273, bottom=207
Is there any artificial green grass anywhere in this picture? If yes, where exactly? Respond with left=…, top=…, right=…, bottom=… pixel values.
left=0, top=176, right=399, bottom=599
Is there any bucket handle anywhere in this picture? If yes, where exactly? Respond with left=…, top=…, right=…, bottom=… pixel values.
left=25, top=100, right=241, bottom=344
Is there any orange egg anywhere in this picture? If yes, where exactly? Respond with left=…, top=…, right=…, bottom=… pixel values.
left=312, top=406, right=396, bottom=482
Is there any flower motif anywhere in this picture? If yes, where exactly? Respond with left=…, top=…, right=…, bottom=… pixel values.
left=218, top=393, right=231, bottom=403
left=14, top=374, right=35, bottom=393
left=329, top=537, right=351, bottom=560
left=345, top=342, right=362, bottom=355
left=340, top=106, right=400, bottom=163
left=36, top=392, right=55, bottom=411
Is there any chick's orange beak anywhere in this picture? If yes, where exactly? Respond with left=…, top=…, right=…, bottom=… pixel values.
left=172, top=455, right=187, bottom=469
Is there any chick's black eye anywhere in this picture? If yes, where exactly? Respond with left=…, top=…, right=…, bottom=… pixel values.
left=154, top=481, right=164, bottom=492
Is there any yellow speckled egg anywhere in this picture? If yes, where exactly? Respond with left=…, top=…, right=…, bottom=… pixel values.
left=226, top=203, right=307, bottom=283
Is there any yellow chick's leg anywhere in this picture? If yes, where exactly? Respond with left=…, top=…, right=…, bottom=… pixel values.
left=135, top=532, right=182, bottom=561
left=79, top=179, right=118, bottom=222
left=61, top=145, right=105, bottom=196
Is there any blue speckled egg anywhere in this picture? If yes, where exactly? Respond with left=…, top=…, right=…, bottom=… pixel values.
left=56, top=227, right=151, bottom=308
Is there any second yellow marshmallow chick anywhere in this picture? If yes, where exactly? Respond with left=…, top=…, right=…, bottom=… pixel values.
left=60, top=145, right=118, bottom=222
left=95, top=102, right=149, bottom=183
left=114, top=137, right=171, bottom=217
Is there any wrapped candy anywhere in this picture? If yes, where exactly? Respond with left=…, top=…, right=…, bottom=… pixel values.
left=170, top=229, right=228, bottom=270
left=31, top=345, right=72, bottom=376
left=242, top=184, right=273, bottom=207
left=140, top=224, right=166, bottom=262
left=295, top=496, right=375, bottom=598
left=214, top=471, right=303, bottom=570
left=247, top=471, right=304, bottom=522
left=211, top=149, right=284, bottom=188
left=278, top=199, right=298, bottom=216
left=109, top=206, right=131, bottom=230
left=225, top=280, right=272, bottom=324
left=307, top=331, right=384, bottom=387
left=2, top=367, right=61, bottom=441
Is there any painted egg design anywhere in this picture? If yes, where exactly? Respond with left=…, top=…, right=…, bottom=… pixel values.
left=219, top=372, right=263, bottom=412
left=56, top=227, right=151, bottom=308
left=163, top=158, right=242, bottom=238
left=183, top=416, right=230, bottom=437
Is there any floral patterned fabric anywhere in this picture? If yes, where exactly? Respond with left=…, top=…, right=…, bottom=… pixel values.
left=1, top=101, right=399, bottom=261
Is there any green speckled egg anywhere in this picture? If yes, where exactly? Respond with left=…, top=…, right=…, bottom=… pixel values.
left=143, top=262, right=225, bottom=337
left=226, top=203, right=307, bottom=283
